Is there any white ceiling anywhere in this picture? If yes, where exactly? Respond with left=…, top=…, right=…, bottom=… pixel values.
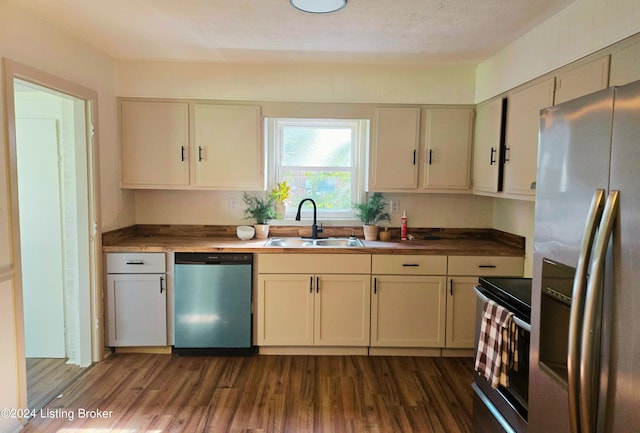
left=14, top=0, right=576, bottom=64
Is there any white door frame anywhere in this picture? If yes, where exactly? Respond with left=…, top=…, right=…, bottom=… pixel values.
left=3, top=59, right=103, bottom=410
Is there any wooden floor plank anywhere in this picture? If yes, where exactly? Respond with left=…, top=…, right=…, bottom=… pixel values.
left=22, top=354, right=473, bottom=433
left=26, top=357, right=88, bottom=411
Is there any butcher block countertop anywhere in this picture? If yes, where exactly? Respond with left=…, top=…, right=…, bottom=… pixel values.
left=103, top=225, right=525, bottom=257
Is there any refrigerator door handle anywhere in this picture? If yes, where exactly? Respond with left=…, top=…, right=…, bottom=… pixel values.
left=580, top=190, right=619, bottom=433
left=568, top=189, right=606, bottom=433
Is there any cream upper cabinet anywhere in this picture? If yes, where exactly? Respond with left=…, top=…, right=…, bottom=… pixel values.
left=120, top=100, right=190, bottom=188
left=503, top=77, right=555, bottom=198
left=446, top=256, right=524, bottom=349
left=370, top=255, right=447, bottom=348
left=120, top=99, right=264, bottom=190
left=369, top=107, right=420, bottom=190
left=194, top=104, right=264, bottom=190
left=257, top=254, right=371, bottom=347
left=555, top=55, right=610, bottom=104
left=610, top=36, right=640, bottom=86
left=370, top=106, right=474, bottom=193
left=421, top=108, right=474, bottom=191
left=473, top=98, right=504, bottom=195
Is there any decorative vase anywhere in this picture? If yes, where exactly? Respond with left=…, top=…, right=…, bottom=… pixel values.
left=254, top=224, right=270, bottom=239
left=363, top=225, right=379, bottom=241
left=275, top=201, right=285, bottom=219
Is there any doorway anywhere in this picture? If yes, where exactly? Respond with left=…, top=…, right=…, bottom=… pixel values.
left=13, top=81, right=90, bottom=410
left=5, top=60, right=102, bottom=412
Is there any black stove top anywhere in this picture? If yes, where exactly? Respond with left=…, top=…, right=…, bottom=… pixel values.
left=478, top=277, right=532, bottom=323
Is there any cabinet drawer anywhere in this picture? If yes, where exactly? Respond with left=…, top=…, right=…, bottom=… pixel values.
left=258, top=254, right=371, bottom=274
left=372, top=255, right=447, bottom=275
left=447, top=256, right=523, bottom=276
left=106, top=253, right=166, bottom=274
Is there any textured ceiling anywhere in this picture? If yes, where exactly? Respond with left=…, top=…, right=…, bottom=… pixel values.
left=13, top=0, right=576, bottom=64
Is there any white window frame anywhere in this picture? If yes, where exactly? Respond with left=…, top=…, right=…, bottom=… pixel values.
left=265, top=117, right=369, bottom=222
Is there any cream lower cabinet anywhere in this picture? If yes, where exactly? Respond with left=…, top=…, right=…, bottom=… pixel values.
left=257, top=254, right=371, bottom=347
left=446, top=256, right=524, bottom=349
left=370, top=255, right=447, bottom=348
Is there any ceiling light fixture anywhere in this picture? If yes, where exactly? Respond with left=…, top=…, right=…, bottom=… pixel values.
left=290, top=0, right=347, bottom=14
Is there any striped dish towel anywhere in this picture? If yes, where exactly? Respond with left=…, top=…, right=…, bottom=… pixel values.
left=474, top=299, right=515, bottom=389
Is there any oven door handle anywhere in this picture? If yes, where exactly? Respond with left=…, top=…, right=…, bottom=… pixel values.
left=474, top=286, right=530, bottom=332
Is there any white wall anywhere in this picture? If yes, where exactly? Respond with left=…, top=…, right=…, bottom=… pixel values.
left=475, top=0, right=640, bottom=102
left=135, top=189, right=495, bottom=228
left=116, top=60, right=477, bottom=104
left=0, top=2, right=122, bottom=430
left=493, top=199, right=535, bottom=277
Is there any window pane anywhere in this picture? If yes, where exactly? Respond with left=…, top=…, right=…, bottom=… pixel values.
left=283, top=170, right=352, bottom=211
left=282, top=126, right=352, bottom=167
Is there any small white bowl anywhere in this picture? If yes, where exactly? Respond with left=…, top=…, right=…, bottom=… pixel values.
left=237, top=225, right=255, bottom=240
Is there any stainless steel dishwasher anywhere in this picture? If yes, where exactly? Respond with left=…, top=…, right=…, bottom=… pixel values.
left=174, top=252, right=253, bottom=355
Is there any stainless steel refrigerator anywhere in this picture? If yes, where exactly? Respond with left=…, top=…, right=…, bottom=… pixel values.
left=530, top=79, right=640, bottom=433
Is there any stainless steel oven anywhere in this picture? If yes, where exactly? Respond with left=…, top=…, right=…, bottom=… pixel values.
left=473, top=277, right=532, bottom=433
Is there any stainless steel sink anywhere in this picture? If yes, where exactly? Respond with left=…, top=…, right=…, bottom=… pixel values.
left=264, top=237, right=364, bottom=248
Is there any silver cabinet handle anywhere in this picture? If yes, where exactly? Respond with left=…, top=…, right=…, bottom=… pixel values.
left=568, top=189, right=605, bottom=433
left=579, top=190, right=618, bottom=433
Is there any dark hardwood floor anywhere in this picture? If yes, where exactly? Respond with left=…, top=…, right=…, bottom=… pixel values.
left=22, top=354, right=474, bottom=433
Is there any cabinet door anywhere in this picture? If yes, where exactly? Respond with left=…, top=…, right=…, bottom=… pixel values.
left=422, top=108, right=473, bottom=191
left=445, top=277, right=478, bottom=348
left=314, top=274, right=371, bottom=346
left=555, top=55, right=610, bottom=105
left=371, top=275, right=446, bottom=347
left=503, top=77, right=555, bottom=198
left=610, top=37, right=640, bottom=86
left=369, top=107, right=419, bottom=190
left=257, top=274, right=314, bottom=346
left=473, top=98, right=504, bottom=194
left=106, top=274, right=167, bottom=346
left=120, top=100, right=190, bottom=188
left=194, top=104, right=264, bottom=190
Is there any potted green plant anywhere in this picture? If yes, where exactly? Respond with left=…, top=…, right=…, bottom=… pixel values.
left=269, top=180, right=290, bottom=218
left=352, top=192, right=391, bottom=240
left=243, top=192, right=277, bottom=239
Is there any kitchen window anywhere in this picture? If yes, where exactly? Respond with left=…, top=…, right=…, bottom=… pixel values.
left=266, top=118, right=368, bottom=220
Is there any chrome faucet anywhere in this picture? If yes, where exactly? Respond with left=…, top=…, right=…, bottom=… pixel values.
left=295, top=198, right=323, bottom=239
